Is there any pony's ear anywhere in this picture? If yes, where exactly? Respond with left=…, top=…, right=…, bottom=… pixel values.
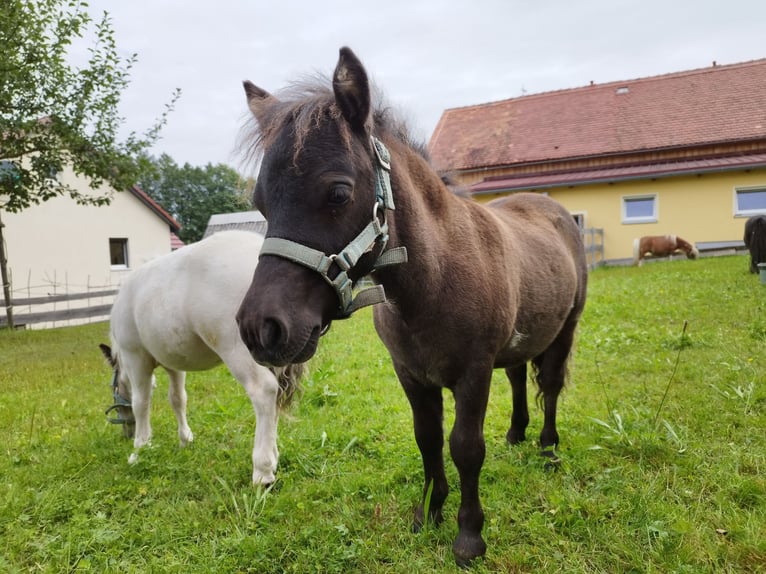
left=99, top=343, right=115, bottom=366
left=333, top=46, right=372, bottom=133
left=243, top=80, right=277, bottom=127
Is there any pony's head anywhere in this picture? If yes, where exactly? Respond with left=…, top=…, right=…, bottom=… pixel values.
left=676, top=236, right=699, bottom=259
left=237, top=47, right=402, bottom=366
left=99, top=343, right=135, bottom=439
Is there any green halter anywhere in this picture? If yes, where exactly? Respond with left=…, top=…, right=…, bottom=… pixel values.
left=259, top=136, right=407, bottom=318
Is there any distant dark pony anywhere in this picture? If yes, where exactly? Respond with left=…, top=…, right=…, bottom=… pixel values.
left=744, top=215, right=766, bottom=273
left=235, top=47, right=588, bottom=566
left=632, top=234, right=699, bottom=266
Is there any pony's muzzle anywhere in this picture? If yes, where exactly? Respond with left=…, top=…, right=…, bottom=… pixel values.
left=237, top=255, right=336, bottom=366
left=237, top=305, right=323, bottom=367
left=236, top=303, right=303, bottom=367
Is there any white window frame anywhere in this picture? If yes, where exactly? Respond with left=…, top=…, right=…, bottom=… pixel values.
left=734, top=185, right=766, bottom=217
left=109, top=238, right=129, bottom=269
left=571, top=211, right=586, bottom=230
left=622, top=194, right=657, bottom=224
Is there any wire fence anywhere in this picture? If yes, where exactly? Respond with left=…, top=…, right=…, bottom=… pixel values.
left=0, top=272, right=117, bottom=330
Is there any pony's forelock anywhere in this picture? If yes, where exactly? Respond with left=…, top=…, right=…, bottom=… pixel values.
left=237, top=74, right=421, bottom=174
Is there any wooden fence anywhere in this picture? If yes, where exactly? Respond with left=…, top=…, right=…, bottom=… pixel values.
left=1, top=288, right=116, bottom=329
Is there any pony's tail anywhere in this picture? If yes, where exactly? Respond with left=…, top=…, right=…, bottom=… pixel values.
left=273, top=362, right=307, bottom=408
left=750, top=217, right=766, bottom=273
left=632, top=238, right=640, bottom=266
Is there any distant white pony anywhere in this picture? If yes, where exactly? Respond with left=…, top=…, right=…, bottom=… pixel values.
left=100, top=230, right=305, bottom=485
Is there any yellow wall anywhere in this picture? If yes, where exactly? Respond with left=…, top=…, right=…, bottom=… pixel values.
left=474, top=168, right=766, bottom=261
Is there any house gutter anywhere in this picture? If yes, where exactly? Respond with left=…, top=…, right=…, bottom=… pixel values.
left=470, top=158, right=766, bottom=196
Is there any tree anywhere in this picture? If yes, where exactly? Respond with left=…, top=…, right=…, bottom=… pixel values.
left=137, top=154, right=252, bottom=244
left=0, top=0, right=180, bottom=212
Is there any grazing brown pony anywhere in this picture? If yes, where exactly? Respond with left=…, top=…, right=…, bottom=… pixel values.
left=632, top=234, right=699, bottom=266
left=744, top=215, right=766, bottom=273
left=236, top=47, right=588, bottom=566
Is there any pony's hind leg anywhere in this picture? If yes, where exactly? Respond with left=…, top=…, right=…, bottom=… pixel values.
left=505, top=364, right=529, bottom=444
left=533, top=320, right=578, bottom=454
left=166, top=368, right=193, bottom=447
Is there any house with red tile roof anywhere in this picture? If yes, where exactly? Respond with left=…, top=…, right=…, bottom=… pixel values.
left=1, top=166, right=181, bottom=328
left=429, top=58, right=766, bottom=263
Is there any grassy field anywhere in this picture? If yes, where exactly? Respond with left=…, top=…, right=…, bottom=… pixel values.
left=1, top=254, right=764, bottom=573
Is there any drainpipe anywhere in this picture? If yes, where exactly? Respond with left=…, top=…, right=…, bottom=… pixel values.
left=0, top=210, right=13, bottom=329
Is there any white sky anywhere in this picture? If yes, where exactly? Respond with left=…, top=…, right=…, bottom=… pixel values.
left=81, top=0, right=766, bottom=172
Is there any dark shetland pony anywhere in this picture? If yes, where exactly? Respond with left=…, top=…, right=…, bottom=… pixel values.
left=744, top=215, right=766, bottom=273
left=632, top=234, right=699, bottom=266
left=236, top=47, right=588, bottom=566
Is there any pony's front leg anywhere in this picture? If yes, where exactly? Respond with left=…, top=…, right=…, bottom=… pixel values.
left=234, top=361, right=280, bottom=485
left=122, top=360, right=155, bottom=464
left=166, top=369, right=193, bottom=446
left=397, top=369, right=449, bottom=531
left=449, top=373, right=491, bottom=567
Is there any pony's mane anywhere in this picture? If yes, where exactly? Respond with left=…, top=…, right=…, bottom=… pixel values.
left=239, top=75, right=423, bottom=169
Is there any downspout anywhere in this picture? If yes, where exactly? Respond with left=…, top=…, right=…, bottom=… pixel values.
left=0, top=210, right=14, bottom=329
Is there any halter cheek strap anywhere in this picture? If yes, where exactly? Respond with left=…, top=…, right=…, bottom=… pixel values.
left=105, top=369, right=134, bottom=425
left=259, top=135, right=407, bottom=318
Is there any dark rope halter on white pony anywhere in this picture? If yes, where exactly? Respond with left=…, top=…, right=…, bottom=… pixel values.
left=104, top=368, right=134, bottom=427
left=257, top=136, right=407, bottom=320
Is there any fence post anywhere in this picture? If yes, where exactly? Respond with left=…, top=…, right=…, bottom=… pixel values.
left=0, top=211, right=14, bottom=329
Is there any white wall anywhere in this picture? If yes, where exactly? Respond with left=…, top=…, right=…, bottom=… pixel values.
left=1, top=167, right=172, bottom=327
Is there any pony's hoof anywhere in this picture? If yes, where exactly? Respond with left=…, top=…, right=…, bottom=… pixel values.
left=506, top=428, right=526, bottom=445
left=453, top=532, right=486, bottom=568
left=128, top=452, right=139, bottom=465
left=541, top=448, right=561, bottom=471
left=179, top=430, right=194, bottom=447
left=412, top=508, right=444, bottom=533
left=252, top=471, right=276, bottom=486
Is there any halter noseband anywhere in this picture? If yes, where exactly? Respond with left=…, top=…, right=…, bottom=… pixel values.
left=258, top=135, right=408, bottom=318
left=104, top=368, right=134, bottom=426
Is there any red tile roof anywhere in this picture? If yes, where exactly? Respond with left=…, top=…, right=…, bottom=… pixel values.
left=429, top=59, right=766, bottom=172
left=170, top=232, right=185, bottom=250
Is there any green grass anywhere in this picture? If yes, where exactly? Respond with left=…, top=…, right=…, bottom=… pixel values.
left=1, top=255, right=764, bottom=573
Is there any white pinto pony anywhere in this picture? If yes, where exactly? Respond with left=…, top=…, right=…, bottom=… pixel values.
left=100, top=230, right=305, bottom=485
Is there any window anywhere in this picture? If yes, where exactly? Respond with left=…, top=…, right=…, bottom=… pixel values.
left=0, top=160, right=19, bottom=186
left=571, top=212, right=586, bottom=230
left=622, top=195, right=657, bottom=224
left=109, top=238, right=129, bottom=268
left=735, top=187, right=766, bottom=216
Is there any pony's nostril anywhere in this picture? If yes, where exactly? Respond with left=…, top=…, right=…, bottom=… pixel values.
left=261, top=318, right=284, bottom=350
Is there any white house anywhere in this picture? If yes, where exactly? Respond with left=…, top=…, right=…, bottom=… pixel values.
left=1, top=165, right=180, bottom=329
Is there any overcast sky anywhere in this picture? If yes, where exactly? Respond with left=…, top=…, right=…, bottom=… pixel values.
left=82, top=0, right=766, bottom=172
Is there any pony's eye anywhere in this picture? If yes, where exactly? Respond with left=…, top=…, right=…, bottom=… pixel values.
left=328, top=183, right=352, bottom=207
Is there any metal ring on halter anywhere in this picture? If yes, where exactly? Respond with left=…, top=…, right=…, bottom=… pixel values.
left=372, top=200, right=386, bottom=227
